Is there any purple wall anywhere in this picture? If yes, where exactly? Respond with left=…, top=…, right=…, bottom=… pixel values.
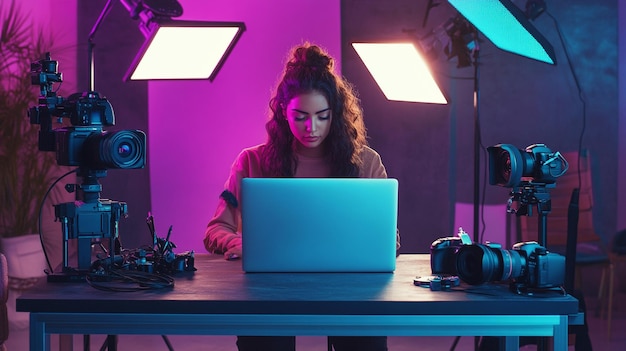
left=148, top=0, right=341, bottom=253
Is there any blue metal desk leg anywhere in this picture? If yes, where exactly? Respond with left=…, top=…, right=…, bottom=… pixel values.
left=29, top=314, right=49, bottom=351
left=501, top=336, right=520, bottom=351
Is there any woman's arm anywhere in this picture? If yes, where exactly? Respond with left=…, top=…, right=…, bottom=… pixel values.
left=203, top=146, right=264, bottom=259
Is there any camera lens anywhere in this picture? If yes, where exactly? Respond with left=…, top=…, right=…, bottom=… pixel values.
left=494, top=150, right=512, bottom=184
left=487, top=144, right=524, bottom=187
left=83, top=130, right=146, bottom=169
left=455, top=244, right=524, bottom=285
left=100, top=130, right=146, bottom=169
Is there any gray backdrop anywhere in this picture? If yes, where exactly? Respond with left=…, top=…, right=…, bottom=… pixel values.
left=341, top=0, right=618, bottom=252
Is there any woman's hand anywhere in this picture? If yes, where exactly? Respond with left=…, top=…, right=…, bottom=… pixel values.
left=224, top=246, right=242, bottom=260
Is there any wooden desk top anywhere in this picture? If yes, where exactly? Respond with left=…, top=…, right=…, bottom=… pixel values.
left=17, top=254, right=578, bottom=316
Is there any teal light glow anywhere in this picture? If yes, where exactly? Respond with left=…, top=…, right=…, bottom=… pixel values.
left=352, top=43, right=448, bottom=104
left=447, top=0, right=555, bottom=64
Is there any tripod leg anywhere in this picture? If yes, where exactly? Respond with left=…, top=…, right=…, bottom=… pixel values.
left=162, top=335, right=175, bottom=351
left=99, top=335, right=117, bottom=351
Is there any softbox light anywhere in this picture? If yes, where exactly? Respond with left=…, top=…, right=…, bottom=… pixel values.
left=447, top=0, right=556, bottom=64
left=352, top=42, right=448, bottom=104
left=124, top=20, right=245, bottom=81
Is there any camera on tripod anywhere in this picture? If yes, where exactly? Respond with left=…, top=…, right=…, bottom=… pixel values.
left=28, top=53, right=147, bottom=277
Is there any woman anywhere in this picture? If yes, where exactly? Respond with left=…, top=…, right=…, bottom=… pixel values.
left=204, top=43, right=390, bottom=351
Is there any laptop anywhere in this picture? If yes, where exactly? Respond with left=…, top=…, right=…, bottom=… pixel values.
left=241, top=178, right=398, bottom=273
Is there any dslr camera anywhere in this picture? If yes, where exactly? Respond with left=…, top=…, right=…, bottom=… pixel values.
left=430, top=236, right=565, bottom=291
left=28, top=53, right=146, bottom=170
left=487, top=143, right=567, bottom=188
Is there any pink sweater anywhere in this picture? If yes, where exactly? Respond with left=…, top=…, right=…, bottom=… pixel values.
left=203, top=144, right=388, bottom=254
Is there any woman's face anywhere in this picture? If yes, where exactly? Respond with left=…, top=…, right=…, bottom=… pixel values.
left=284, top=91, right=332, bottom=156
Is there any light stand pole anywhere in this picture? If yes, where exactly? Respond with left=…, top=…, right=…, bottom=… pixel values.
left=472, top=39, right=481, bottom=243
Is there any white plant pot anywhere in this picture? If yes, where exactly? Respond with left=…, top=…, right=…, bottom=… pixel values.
left=0, top=234, right=48, bottom=330
left=0, top=234, right=47, bottom=279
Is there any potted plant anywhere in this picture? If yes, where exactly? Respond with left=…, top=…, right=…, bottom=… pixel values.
left=0, top=0, right=76, bottom=330
left=0, top=1, right=67, bottom=278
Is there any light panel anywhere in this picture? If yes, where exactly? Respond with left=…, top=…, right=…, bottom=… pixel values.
left=352, top=43, right=447, bottom=104
left=447, top=0, right=555, bottom=64
left=125, top=21, right=245, bottom=81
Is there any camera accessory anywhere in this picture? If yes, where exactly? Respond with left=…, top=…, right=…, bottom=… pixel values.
left=487, top=143, right=568, bottom=188
left=414, top=275, right=460, bottom=291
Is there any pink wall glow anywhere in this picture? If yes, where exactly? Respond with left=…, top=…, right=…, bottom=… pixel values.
left=148, top=0, right=341, bottom=253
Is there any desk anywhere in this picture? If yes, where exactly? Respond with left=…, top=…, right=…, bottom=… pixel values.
left=17, top=254, right=579, bottom=351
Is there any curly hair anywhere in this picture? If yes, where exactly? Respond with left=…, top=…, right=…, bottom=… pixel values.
left=261, top=43, right=367, bottom=177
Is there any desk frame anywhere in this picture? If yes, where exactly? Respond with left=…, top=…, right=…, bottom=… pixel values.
left=30, top=313, right=568, bottom=351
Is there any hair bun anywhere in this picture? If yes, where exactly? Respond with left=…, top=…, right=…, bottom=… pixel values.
left=288, top=44, right=333, bottom=72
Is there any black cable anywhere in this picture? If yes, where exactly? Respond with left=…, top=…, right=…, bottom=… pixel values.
left=546, top=10, right=586, bottom=190
left=85, top=269, right=174, bottom=292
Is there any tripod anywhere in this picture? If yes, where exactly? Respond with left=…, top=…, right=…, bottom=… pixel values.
left=49, top=168, right=127, bottom=281
left=506, top=181, right=554, bottom=247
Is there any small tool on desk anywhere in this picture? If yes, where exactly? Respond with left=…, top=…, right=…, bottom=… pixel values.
left=146, top=212, right=157, bottom=249
left=162, top=225, right=173, bottom=253
left=414, top=275, right=460, bottom=291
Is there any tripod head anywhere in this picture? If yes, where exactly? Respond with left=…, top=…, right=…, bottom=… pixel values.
left=505, top=181, right=553, bottom=247
left=506, top=181, right=554, bottom=217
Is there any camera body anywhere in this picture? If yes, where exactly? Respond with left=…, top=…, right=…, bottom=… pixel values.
left=511, top=241, right=565, bottom=289
left=430, top=236, right=565, bottom=290
left=430, top=236, right=464, bottom=275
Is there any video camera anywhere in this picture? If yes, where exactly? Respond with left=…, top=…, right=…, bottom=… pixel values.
left=28, top=53, right=147, bottom=276
left=28, top=53, right=146, bottom=170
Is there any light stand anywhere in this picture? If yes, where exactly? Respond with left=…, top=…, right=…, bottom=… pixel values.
left=471, top=39, right=481, bottom=243
left=446, top=0, right=556, bottom=245
left=88, top=0, right=115, bottom=92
